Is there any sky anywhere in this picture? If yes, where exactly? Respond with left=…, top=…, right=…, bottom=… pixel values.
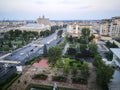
left=0, top=0, right=120, bottom=20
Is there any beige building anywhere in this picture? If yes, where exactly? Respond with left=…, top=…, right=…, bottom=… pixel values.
left=100, top=19, right=111, bottom=36
left=67, top=22, right=92, bottom=37
left=36, top=15, right=50, bottom=25
left=91, top=21, right=100, bottom=31
left=110, top=17, right=120, bottom=39
left=18, top=23, right=50, bottom=33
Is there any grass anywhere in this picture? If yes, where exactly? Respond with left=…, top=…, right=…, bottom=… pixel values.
left=12, top=40, right=22, bottom=45
left=0, top=73, right=22, bottom=90
left=26, top=84, right=78, bottom=90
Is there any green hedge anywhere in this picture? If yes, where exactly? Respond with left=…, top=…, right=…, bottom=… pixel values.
left=52, top=75, right=67, bottom=82
left=0, top=73, right=22, bottom=90
left=26, top=84, right=78, bottom=90
left=71, top=77, right=87, bottom=84
left=33, top=74, right=48, bottom=80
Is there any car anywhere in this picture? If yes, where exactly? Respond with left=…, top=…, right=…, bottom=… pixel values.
left=30, top=49, right=34, bottom=52
left=20, top=53, right=24, bottom=55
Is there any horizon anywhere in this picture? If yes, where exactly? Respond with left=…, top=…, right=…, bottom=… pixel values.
left=0, top=0, right=120, bottom=20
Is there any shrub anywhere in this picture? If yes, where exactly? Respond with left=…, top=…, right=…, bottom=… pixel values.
left=52, top=75, right=67, bottom=82
left=71, top=77, right=87, bottom=84
left=33, top=74, right=48, bottom=80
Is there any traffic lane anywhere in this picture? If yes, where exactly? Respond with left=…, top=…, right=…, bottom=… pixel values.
left=4, top=45, right=41, bottom=62
left=4, top=45, right=37, bottom=60
left=3, top=29, right=61, bottom=62
left=40, top=33, right=57, bottom=44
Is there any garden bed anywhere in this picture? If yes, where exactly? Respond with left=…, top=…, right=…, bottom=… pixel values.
left=32, top=74, right=48, bottom=80
left=52, top=75, right=67, bottom=82
left=71, top=77, right=87, bottom=84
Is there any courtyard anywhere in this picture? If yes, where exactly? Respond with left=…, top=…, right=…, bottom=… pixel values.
left=7, top=58, right=100, bottom=90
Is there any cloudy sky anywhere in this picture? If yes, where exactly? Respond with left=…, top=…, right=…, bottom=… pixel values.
left=0, top=0, right=120, bottom=20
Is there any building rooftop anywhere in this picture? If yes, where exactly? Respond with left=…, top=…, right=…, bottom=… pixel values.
left=110, top=48, right=120, bottom=59
left=20, top=23, right=50, bottom=30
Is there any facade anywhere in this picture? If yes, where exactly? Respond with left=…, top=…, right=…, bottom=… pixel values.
left=100, top=16, right=120, bottom=39
left=18, top=23, right=50, bottom=33
left=0, top=21, right=27, bottom=33
left=67, top=22, right=92, bottom=37
left=36, top=15, right=50, bottom=25
left=111, top=48, right=120, bottom=68
left=109, top=48, right=120, bottom=90
left=91, top=21, right=100, bottom=31
left=110, top=17, right=120, bottom=39
left=100, top=19, right=111, bottom=36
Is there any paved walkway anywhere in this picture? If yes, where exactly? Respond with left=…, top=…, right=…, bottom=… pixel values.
left=8, top=63, right=101, bottom=90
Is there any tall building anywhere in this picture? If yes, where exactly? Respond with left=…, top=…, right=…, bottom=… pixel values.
left=36, top=15, right=50, bottom=25
left=100, top=19, right=111, bottom=36
left=110, top=17, right=120, bottom=39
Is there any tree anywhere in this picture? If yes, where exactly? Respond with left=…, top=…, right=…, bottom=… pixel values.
left=48, top=46, right=62, bottom=64
left=93, top=55, right=103, bottom=68
left=67, top=47, right=76, bottom=56
left=89, top=43, right=97, bottom=56
left=89, top=34, right=95, bottom=42
left=96, top=64, right=114, bottom=90
left=93, top=54, right=114, bottom=90
left=63, top=62, right=70, bottom=75
left=71, top=63, right=78, bottom=76
left=68, top=35, right=73, bottom=43
left=80, top=44, right=87, bottom=53
left=8, top=41, right=12, bottom=48
left=81, top=61, right=89, bottom=78
left=81, top=28, right=90, bottom=43
left=43, top=44, right=48, bottom=57
left=57, top=30, right=63, bottom=38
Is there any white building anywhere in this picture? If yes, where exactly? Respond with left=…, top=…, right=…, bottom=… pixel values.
left=18, top=23, right=50, bottom=33
left=100, top=19, right=111, bottom=36
left=110, top=17, right=120, bottom=39
left=109, top=48, right=120, bottom=90
left=67, top=22, right=92, bottom=37
left=110, top=48, right=120, bottom=68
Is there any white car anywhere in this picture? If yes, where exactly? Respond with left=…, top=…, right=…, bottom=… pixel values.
left=20, top=53, right=24, bottom=55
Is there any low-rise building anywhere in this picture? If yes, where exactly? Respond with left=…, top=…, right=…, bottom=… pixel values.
left=18, top=23, right=50, bottom=33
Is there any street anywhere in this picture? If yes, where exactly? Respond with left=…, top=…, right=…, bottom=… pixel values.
left=3, top=28, right=66, bottom=65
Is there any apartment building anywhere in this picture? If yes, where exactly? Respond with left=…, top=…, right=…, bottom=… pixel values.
left=67, top=22, right=92, bottom=37
left=110, top=17, right=120, bottom=39
left=100, top=19, right=111, bottom=36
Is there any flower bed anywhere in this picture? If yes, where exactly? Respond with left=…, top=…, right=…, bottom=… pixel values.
left=52, top=75, right=67, bottom=82
left=32, top=74, right=48, bottom=80
left=71, top=77, right=87, bottom=84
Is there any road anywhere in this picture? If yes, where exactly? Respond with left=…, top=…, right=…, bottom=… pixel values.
left=0, top=28, right=66, bottom=84
left=3, top=28, right=66, bottom=65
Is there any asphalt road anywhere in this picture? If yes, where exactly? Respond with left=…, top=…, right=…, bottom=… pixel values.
left=0, top=28, right=66, bottom=83
left=3, top=28, right=66, bottom=65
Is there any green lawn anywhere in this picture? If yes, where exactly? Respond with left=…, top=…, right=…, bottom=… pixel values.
left=12, top=40, right=22, bottom=45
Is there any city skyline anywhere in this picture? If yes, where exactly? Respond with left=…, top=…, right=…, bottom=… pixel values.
left=0, top=0, right=120, bottom=20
